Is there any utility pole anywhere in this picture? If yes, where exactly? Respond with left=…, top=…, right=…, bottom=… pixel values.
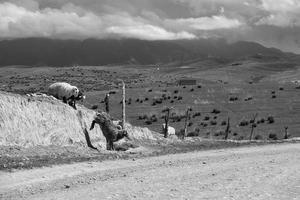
left=121, top=81, right=126, bottom=130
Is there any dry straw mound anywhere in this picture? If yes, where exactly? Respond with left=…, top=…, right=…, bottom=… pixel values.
left=0, top=91, right=156, bottom=148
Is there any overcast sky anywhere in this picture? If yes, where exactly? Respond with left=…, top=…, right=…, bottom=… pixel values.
left=0, top=0, right=300, bottom=53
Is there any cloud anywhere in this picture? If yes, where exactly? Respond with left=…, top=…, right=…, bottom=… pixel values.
left=0, top=1, right=196, bottom=40
left=0, top=0, right=299, bottom=53
left=166, top=15, right=242, bottom=31
left=255, top=0, right=300, bottom=27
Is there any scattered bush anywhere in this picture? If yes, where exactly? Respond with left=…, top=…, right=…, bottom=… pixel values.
left=91, top=105, right=98, bottom=110
left=210, top=120, right=217, bottom=126
left=267, top=116, right=275, bottom=124
left=268, top=133, right=278, bottom=140
left=190, top=88, right=194, bottom=92
left=144, top=97, right=149, bottom=101
left=204, top=116, right=210, bottom=121
left=233, top=132, right=238, bottom=136
left=214, top=131, right=225, bottom=136
left=279, top=87, right=284, bottom=91
left=211, top=109, right=221, bottom=114
left=188, top=122, right=193, bottom=127
left=197, top=85, right=202, bottom=88
left=229, top=96, right=238, bottom=101
left=148, top=89, right=152, bottom=92
left=177, top=96, right=183, bottom=100
left=221, top=120, right=227, bottom=126
left=187, top=131, right=200, bottom=137
left=254, top=134, right=263, bottom=140
left=145, top=120, right=152, bottom=125
left=271, top=91, right=276, bottom=94
left=170, top=100, right=174, bottom=103
left=174, top=90, right=179, bottom=94
left=192, top=112, right=201, bottom=118
left=239, top=120, right=249, bottom=126
left=272, top=95, right=276, bottom=99
left=109, top=91, right=116, bottom=94
left=138, top=115, right=147, bottom=120
left=213, top=116, right=217, bottom=119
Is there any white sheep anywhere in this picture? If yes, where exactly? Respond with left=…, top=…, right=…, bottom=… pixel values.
left=162, top=123, right=176, bottom=136
left=48, top=82, right=84, bottom=109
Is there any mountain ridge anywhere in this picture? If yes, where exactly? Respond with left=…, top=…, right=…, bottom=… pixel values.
left=0, top=38, right=297, bottom=66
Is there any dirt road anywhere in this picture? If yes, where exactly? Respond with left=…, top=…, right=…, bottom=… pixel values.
left=1, top=143, right=299, bottom=200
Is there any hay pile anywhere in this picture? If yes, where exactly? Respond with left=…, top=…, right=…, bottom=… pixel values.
left=0, top=91, right=157, bottom=148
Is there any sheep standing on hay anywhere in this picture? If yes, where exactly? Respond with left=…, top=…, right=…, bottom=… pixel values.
left=48, top=82, right=85, bottom=110
left=162, top=123, right=176, bottom=136
left=90, top=112, right=129, bottom=150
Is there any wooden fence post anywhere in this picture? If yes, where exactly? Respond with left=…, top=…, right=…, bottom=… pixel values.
left=224, top=117, right=230, bottom=140
left=284, top=126, right=289, bottom=139
left=104, top=93, right=110, bottom=113
left=183, top=108, right=191, bottom=139
left=164, top=108, right=170, bottom=138
left=121, top=81, right=126, bottom=130
left=249, top=113, right=258, bottom=141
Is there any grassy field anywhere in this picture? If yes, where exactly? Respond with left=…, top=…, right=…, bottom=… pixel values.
left=1, top=59, right=300, bottom=141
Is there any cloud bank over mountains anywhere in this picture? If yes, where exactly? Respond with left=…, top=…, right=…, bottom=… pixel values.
left=0, top=0, right=299, bottom=53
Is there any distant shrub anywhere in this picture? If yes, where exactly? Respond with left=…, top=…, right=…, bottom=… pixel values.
left=210, top=120, right=217, bottom=126
left=145, top=97, right=149, bottom=101
left=109, top=91, right=116, bottom=94
left=239, top=120, right=249, bottom=126
left=271, top=91, right=276, bottom=94
left=221, top=120, right=227, bottom=126
left=145, top=120, right=152, bottom=125
left=138, top=115, right=147, bottom=120
left=254, top=134, right=263, bottom=140
left=136, top=98, right=140, bottom=102
left=177, top=96, right=183, bottom=100
left=214, top=131, right=224, bottom=136
left=190, top=88, right=194, bottom=92
left=167, top=96, right=171, bottom=99
left=170, top=100, right=174, bottom=103
left=279, top=87, right=284, bottom=91
left=183, top=86, right=186, bottom=88
left=174, top=96, right=178, bottom=99
left=211, top=109, right=221, bottom=114
left=188, top=122, right=193, bottom=127
left=229, top=97, right=238, bottom=101
left=213, top=116, right=217, bottom=119
left=192, top=112, right=201, bottom=118
left=204, top=116, right=210, bottom=121
left=148, top=89, right=152, bottom=92
left=267, top=116, right=275, bottom=124
left=233, top=132, right=238, bottom=136
left=197, top=85, right=202, bottom=88
left=268, top=133, right=278, bottom=140
left=174, top=90, right=179, bottom=94
left=187, top=131, right=200, bottom=137
left=91, top=105, right=98, bottom=110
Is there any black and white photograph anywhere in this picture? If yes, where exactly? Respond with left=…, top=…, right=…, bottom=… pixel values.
left=0, top=0, right=299, bottom=199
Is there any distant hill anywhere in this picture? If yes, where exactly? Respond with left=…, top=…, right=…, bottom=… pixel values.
left=0, top=38, right=296, bottom=66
